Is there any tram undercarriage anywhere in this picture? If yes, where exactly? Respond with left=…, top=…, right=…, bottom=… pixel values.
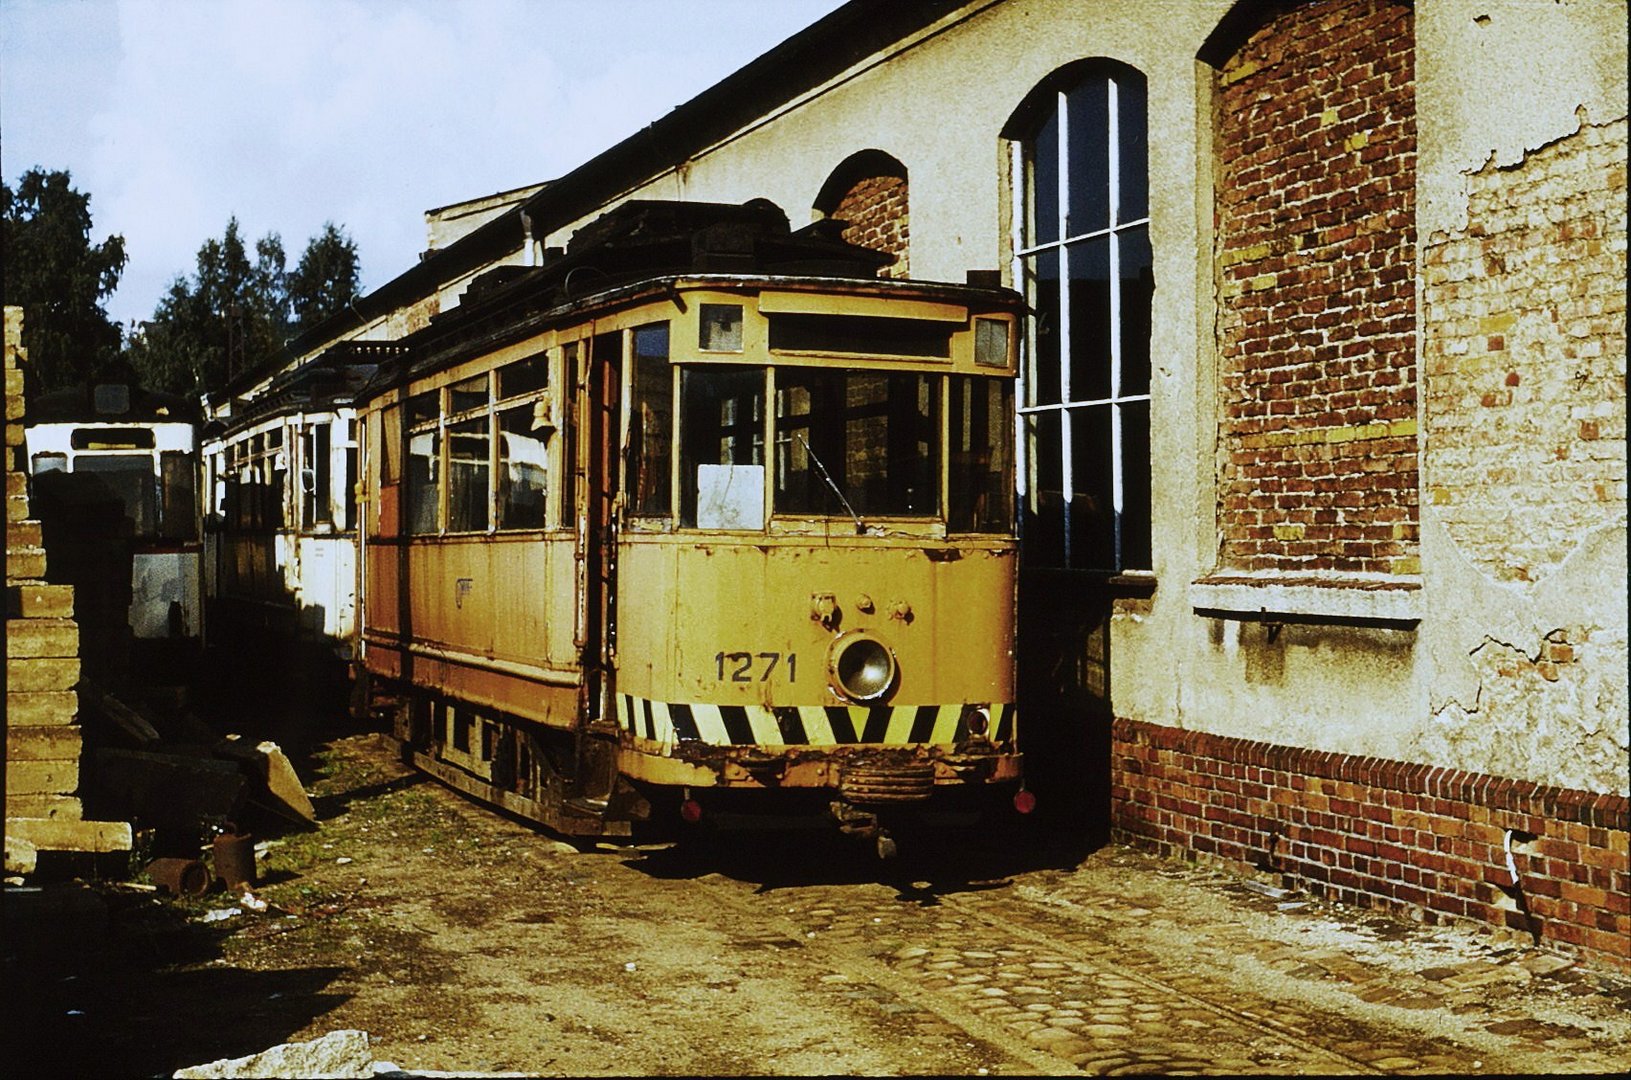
left=375, top=679, right=1025, bottom=855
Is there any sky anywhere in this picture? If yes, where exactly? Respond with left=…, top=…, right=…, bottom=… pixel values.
left=1, top=0, right=851, bottom=330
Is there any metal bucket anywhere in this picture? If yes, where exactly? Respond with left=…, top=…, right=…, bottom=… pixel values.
left=147, top=857, right=209, bottom=896
left=212, top=831, right=256, bottom=891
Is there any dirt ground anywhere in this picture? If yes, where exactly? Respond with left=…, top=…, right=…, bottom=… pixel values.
left=6, top=708, right=1630, bottom=1077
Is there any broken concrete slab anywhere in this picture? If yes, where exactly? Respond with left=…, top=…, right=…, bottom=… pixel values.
left=91, top=747, right=245, bottom=830
left=214, top=736, right=317, bottom=826
left=172, top=1029, right=373, bottom=1079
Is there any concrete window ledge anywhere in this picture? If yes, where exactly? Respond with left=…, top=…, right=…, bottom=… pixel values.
left=1189, top=572, right=1422, bottom=625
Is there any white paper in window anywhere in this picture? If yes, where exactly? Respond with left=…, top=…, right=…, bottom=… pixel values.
left=695, top=464, right=764, bottom=530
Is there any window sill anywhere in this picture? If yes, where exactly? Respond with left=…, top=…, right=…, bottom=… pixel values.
left=1019, top=566, right=1158, bottom=598
left=1189, top=571, right=1421, bottom=626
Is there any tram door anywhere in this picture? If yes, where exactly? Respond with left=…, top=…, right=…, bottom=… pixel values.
left=576, top=330, right=624, bottom=801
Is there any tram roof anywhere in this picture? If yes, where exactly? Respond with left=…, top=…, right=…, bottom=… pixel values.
left=28, top=376, right=200, bottom=427
left=256, top=1, right=967, bottom=393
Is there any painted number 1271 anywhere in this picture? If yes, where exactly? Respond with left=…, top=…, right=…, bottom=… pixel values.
left=714, top=651, right=797, bottom=682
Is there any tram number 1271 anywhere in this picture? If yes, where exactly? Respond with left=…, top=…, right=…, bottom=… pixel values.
left=715, top=651, right=797, bottom=683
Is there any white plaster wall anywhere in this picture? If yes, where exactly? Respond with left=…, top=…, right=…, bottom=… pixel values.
left=1416, top=0, right=1630, bottom=239
left=1414, top=1, right=1629, bottom=793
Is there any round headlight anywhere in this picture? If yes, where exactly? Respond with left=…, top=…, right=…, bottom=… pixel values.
left=828, top=632, right=897, bottom=702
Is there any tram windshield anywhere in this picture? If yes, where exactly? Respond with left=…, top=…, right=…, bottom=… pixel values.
left=639, top=363, right=1012, bottom=532
left=774, top=369, right=937, bottom=519
left=74, top=454, right=159, bottom=536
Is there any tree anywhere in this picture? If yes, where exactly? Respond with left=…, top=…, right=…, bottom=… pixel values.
left=129, top=219, right=363, bottom=397
left=287, top=222, right=361, bottom=332
left=1, top=168, right=127, bottom=392
left=127, top=217, right=291, bottom=396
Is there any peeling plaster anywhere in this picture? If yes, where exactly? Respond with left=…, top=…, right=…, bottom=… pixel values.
left=1417, top=0, right=1628, bottom=240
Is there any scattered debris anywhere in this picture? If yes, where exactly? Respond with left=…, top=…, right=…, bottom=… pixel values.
left=5, top=835, right=38, bottom=876
left=197, top=907, right=241, bottom=924
left=147, top=857, right=210, bottom=897
left=1242, top=879, right=1293, bottom=900
left=239, top=891, right=268, bottom=913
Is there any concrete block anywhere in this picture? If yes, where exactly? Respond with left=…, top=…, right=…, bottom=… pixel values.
left=5, top=617, right=79, bottom=658
left=5, top=794, right=82, bottom=820
left=6, top=582, right=75, bottom=619
left=6, top=518, right=41, bottom=548
left=5, top=816, right=131, bottom=853
left=6, top=657, right=80, bottom=692
left=6, top=724, right=82, bottom=760
left=7, top=758, right=79, bottom=795
left=5, top=690, right=79, bottom=726
left=6, top=546, right=46, bottom=580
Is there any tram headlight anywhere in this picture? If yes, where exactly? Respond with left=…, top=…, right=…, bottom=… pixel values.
left=828, top=631, right=897, bottom=702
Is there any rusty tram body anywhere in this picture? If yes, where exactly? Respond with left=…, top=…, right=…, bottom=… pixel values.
left=356, top=201, right=1027, bottom=853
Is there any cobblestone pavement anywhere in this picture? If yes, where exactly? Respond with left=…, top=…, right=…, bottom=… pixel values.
left=13, top=734, right=1626, bottom=1077
left=639, top=830, right=1631, bottom=1075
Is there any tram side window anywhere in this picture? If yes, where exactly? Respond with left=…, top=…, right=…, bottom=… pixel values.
left=561, top=342, right=579, bottom=525
left=949, top=376, right=1015, bottom=533
left=680, top=366, right=764, bottom=529
left=447, top=415, right=491, bottom=533
left=342, top=419, right=359, bottom=532
left=159, top=450, right=198, bottom=541
left=446, top=375, right=494, bottom=534
left=496, top=354, right=552, bottom=530
left=498, top=404, right=547, bottom=528
left=302, top=423, right=333, bottom=527
left=628, top=323, right=672, bottom=519
left=775, top=369, right=939, bottom=518
left=406, top=391, right=441, bottom=535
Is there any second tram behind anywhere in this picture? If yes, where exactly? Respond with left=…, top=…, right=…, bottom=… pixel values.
left=357, top=200, right=1028, bottom=853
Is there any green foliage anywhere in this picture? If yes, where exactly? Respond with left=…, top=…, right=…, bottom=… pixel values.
left=288, top=222, right=361, bottom=332
left=1, top=168, right=127, bottom=392
left=128, top=219, right=363, bottom=397
left=126, top=217, right=289, bottom=396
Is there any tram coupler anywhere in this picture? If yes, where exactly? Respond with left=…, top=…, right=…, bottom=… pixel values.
left=830, top=800, right=900, bottom=859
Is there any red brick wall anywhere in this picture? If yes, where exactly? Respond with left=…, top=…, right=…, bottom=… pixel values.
left=831, top=173, right=909, bottom=279
left=1215, top=0, right=1418, bottom=574
left=1422, top=117, right=1628, bottom=585
left=1111, top=717, right=1631, bottom=973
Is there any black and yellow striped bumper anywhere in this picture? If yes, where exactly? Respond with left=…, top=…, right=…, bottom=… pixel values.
left=615, top=694, right=1015, bottom=749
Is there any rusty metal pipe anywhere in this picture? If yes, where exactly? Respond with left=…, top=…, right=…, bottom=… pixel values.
left=146, top=857, right=209, bottom=896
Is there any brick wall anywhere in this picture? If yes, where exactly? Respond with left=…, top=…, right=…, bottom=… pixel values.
left=1421, top=116, right=1627, bottom=583
left=1215, top=0, right=1418, bottom=575
left=832, top=173, right=910, bottom=280
left=1111, top=717, right=1630, bottom=973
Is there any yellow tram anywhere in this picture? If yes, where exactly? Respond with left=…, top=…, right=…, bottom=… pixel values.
left=356, top=201, right=1028, bottom=854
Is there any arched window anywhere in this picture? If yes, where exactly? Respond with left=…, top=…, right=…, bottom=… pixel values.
left=814, top=149, right=909, bottom=279
left=1007, top=61, right=1152, bottom=572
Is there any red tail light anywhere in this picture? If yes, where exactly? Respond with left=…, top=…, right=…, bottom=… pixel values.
left=1013, top=789, right=1037, bottom=815
left=680, top=798, right=703, bottom=824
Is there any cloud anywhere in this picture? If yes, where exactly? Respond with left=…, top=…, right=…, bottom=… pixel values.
left=5, top=0, right=846, bottom=329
